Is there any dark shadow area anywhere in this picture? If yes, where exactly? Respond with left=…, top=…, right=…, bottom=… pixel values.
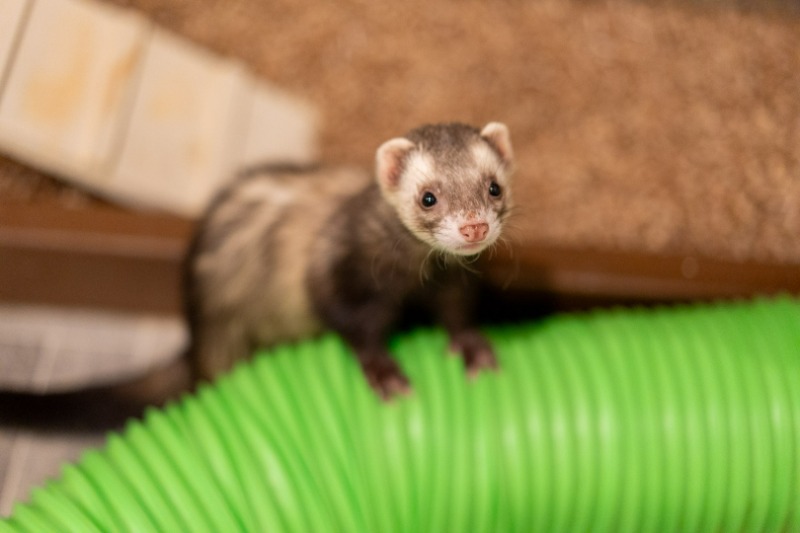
left=621, top=0, right=800, bottom=16
left=0, top=389, right=146, bottom=432
left=0, top=357, right=189, bottom=432
left=0, top=286, right=682, bottom=434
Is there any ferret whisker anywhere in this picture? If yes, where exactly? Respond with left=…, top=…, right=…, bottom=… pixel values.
left=486, top=241, right=498, bottom=260
left=390, top=236, right=406, bottom=275
left=499, top=206, right=521, bottom=225
left=436, top=249, right=448, bottom=269
left=419, top=248, right=435, bottom=283
left=498, top=235, right=515, bottom=257
left=502, top=224, right=523, bottom=247
left=370, top=250, right=381, bottom=286
left=461, top=258, right=480, bottom=274
left=466, top=253, right=482, bottom=265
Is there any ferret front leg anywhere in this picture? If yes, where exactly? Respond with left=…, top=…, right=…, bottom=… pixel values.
left=190, top=317, right=250, bottom=382
left=434, top=277, right=498, bottom=377
left=321, top=299, right=410, bottom=400
left=448, top=329, right=498, bottom=378
left=355, top=346, right=410, bottom=400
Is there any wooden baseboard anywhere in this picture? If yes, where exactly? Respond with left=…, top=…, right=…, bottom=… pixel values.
left=0, top=202, right=191, bottom=314
left=484, top=245, right=800, bottom=302
left=1, top=202, right=798, bottom=314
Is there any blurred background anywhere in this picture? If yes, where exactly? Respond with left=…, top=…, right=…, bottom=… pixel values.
left=6, top=0, right=800, bottom=263
left=1, top=0, right=799, bottom=516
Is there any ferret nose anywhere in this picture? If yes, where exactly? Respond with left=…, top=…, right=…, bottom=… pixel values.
left=460, top=222, right=489, bottom=243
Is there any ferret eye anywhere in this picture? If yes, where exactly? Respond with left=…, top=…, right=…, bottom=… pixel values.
left=421, top=191, right=437, bottom=208
left=489, top=181, right=502, bottom=197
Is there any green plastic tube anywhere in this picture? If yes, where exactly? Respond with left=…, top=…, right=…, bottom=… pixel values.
left=2, top=297, right=799, bottom=532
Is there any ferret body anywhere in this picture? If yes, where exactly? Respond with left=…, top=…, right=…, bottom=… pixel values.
left=185, top=122, right=514, bottom=398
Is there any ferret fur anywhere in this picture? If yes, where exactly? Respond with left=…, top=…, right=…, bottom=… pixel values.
left=185, top=122, right=514, bottom=397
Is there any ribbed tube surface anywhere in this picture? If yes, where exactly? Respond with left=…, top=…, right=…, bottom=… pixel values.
left=2, top=297, right=799, bottom=532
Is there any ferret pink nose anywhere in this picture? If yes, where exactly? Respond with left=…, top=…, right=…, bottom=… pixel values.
left=460, top=222, right=489, bottom=243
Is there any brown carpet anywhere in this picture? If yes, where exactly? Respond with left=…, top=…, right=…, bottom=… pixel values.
left=3, top=0, right=799, bottom=264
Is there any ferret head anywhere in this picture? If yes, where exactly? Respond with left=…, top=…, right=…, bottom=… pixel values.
left=376, top=122, right=514, bottom=256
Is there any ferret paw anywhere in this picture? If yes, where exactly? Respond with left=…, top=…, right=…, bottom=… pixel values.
left=464, top=348, right=498, bottom=378
left=449, top=331, right=499, bottom=378
left=359, top=355, right=411, bottom=401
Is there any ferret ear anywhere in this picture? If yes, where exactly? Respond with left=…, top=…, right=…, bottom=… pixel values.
left=376, top=138, right=415, bottom=190
left=480, top=122, right=514, bottom=165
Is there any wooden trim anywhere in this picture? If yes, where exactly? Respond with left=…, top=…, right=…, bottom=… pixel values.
left=0, top=202, right=192, bottom=314
left=483, top=246, right=800, bottom=300
left=1, top=202, right=797, bottom=314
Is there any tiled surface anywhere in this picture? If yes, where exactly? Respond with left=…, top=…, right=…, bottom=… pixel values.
left=0, top=0, right=148, bottom=182
left=239, top=81, right=319, bottom=169
left=111, top=29, right=250, bottom=215
left=0, top=356, right=189, bottom=518
left=0, top=305, right=186, bottom=393
left=0, top=430, right=107, bottom=517
left=0, top=0, right=317, bottom=216
left=0, top=0, right=30, bottom=88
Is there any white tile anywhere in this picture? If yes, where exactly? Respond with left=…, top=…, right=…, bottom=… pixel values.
left=0, top=0, right=318, bottom=216
left=0, top=0, right=30, bottom=88
left=110, top=29, right=250, bottom=216
left=0, top=0, right=149, bottom=182
left=0, top=431, right=106, bottom=517
left=238, top=81, right=319, bottom=168
left=0, top=304, right=186, bottom=393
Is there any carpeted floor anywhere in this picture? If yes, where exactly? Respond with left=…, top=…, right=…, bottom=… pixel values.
left=2, top=0, right=799, bottom=264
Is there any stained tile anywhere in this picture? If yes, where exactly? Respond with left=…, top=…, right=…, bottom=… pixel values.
left=110, top=29, right=250, bottom=216
left=0, top=0, right=30, bottom=89
left=238, top=81, right=319, bottom=169
left=0, top=431, right=106, bottom=517
left=0, top=0, right=317, bottom=217
left=0, top=0, right=148, bottom=182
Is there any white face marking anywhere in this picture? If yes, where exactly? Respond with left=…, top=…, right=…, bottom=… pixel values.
left=435, top=210, right=503, bottom=256
left=396, top=151, right=435, bottom=205
left=471, top=142, right=512, bottom=193
left=381, top=139, right=511, bottom=256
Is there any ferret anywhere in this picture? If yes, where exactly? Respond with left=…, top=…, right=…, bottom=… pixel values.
left=184, top=122, right=514, bottom=399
